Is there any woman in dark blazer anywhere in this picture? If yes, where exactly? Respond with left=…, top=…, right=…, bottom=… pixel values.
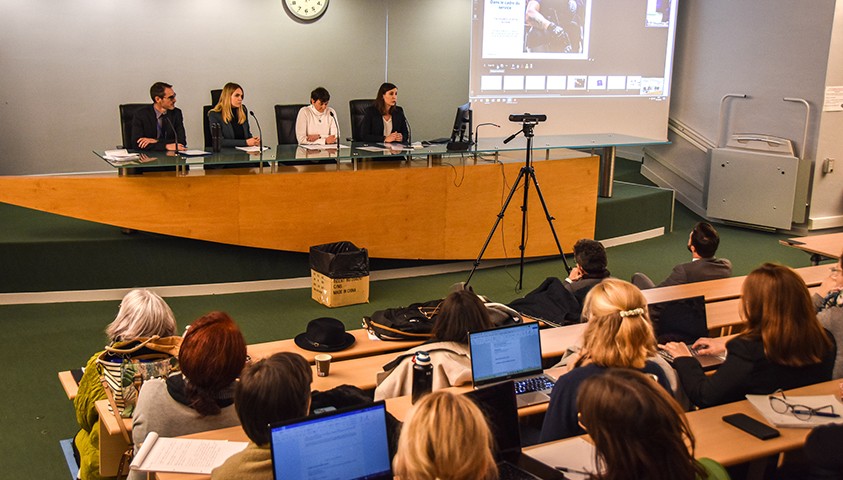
left=360, top=82, right=409, bottom=143
left=662, top=263, right=836, bottom=408
left=207, top=82, right=260, bottom=148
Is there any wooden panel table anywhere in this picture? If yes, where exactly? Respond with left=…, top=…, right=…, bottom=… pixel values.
left=642, top=264, right=828, bottom=305
left=0, top=151, right=598, bottom=260
left=247, top=329, right=421, bottom=363
left=525, top=379, right=842, bottom=469
left=780, top=232, right=843, bottom=264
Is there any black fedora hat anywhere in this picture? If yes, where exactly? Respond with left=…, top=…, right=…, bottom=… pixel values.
left=294, top=317, right=356, bottom=352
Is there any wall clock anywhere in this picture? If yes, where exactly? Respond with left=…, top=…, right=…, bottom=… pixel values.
left=284, top=0, right=329, bottom=21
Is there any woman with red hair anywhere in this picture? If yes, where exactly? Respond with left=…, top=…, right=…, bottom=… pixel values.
left=129, top=312, right=248, bottom=480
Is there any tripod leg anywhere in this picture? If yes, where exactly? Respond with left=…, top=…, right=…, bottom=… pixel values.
left=465, top=167, right=529, bottom=286
left=517, top=166, right=531, bottom=289
left=527, top=168, right=572, bottom=273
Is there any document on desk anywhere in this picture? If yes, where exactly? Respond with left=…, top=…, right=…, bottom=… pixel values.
left=130, top=431, right=247, bottom=474
left=746, top=394, right=843, bottom=428
left=235, top=146, right=271, bottom=153
left=102, top=149, right=140, bottom=163
left=525, top=437, right=599, bottom=480
left=178, top=149, right=212, bottom=156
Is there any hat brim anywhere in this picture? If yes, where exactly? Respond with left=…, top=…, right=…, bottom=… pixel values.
left=294, top=331, right=356, bottom=352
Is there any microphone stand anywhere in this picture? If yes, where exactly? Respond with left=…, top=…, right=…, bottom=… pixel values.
left=330, top=110, right=341, bottom=165
left=249, top=110, right=264, bottom=172
left=465, top=117, right=571, bottom=290
left=473, top=122, right=500, bottom=158
left=165, top=116, right=185, bottom=175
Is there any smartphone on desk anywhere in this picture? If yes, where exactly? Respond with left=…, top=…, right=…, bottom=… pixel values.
left=722, top=413, right=780, bottom=440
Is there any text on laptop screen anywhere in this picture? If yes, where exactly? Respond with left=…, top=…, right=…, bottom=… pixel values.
left=471, top=323, right=543, bottom=383
left=270, top=403, right=391, bottom=480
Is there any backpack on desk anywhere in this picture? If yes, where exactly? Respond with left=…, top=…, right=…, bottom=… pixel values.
left=363, top=300, right=521, bottom=341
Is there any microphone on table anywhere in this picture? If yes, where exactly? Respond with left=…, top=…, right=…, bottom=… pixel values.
left=330, top=110, right=341, bottom=160
left=404, top=114, right=412, bottom=145
left=249, top=110, right=264, bottom=162
left=165, top=115, right=181, bottom=153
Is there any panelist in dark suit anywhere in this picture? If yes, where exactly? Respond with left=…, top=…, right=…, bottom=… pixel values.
left=207, top=82, right=260, bottom=148
left=360, top=82, right=409, bottom=143
left=632, top=222, right=732, bottom=289
left=131, top=81, right=187, bottom=151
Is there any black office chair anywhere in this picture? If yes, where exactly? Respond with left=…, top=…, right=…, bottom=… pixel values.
left=210, top=89, right=222, bottom=106
left=202, top=105, right=214, bottom=148
left=349, top=99, right=374, bottom=142
left=118, top=103, right=148, bottom=149
left=274, top=104, right=308, bottom=145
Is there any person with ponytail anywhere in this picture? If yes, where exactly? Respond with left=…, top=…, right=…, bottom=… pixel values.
left=540, top=278, right=672, bottom=442
left=130, top=311, right=247, bottom=480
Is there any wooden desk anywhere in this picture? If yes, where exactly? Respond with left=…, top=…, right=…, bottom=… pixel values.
left=704, top=285, right=820, bottom=336
left=643, top=264, right=828, bottom=305
left=59, top=370, right=79, bottom=400
left=780, top=232, right=843, bottom=265
left=526, top=379, right=842, bottom=469
left=247, top=329, right=421, bottom=363
left=0, top=152, right=598, bottom=260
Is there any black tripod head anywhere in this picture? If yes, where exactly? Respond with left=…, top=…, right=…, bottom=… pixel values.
left=504, top=113, right=546, bottom=143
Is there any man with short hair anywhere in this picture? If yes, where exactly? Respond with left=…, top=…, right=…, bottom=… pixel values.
left=564, top=238, right=611, bottom=304
left=131, top=82, right=187, bottom=151
left=632, top=222, right=732, bottom=289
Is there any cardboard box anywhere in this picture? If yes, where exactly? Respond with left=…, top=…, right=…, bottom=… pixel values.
left=311, top=269, right=370, bottom=308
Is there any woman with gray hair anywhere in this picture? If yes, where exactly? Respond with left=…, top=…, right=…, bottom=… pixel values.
left=73, top=289, right=178, bottom=480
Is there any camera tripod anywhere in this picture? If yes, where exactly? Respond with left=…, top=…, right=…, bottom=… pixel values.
left=465, top=115, right=571, bottom=289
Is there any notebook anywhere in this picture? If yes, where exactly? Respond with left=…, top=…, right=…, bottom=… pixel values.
left=269, top=402, right=392, bottom=480
left=469, top=323, right=556, bottom=407
left=467, top=381, right=567, bottom=480
left=649, top=295, right=725, bottom=370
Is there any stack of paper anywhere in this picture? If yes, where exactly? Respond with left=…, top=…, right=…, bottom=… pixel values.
left=130, top=431, right=248, bottom=474
left=746, top=394, right=843, bottom=428
left=103, top=149, right=140, bottom=164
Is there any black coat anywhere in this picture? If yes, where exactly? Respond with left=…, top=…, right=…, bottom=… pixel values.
left=360, top=105, right=409, bottom=143
left=130, top=105, right=187, bottom=151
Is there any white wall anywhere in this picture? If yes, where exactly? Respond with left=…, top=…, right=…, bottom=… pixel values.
left=643, top=0, right=842, bottom=230
left=0, top=0, right=470, bottom=175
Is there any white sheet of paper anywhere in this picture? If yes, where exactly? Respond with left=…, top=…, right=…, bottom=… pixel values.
left=235, top=146, right=270, bottom=153
left=746, top=394, right=843, bottom=428
left=178, top=149, right=212, bottom=156
left=130, top=432, right=248, bottom=474
left=525, top=437, right=599, bottom=480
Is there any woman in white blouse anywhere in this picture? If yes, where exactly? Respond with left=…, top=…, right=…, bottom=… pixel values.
left=295, top=87, right=338, bottom=146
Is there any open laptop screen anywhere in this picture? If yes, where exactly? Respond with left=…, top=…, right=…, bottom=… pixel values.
left=648, top=295, right=708, bottom=344
left=270, top=402, right=392, bottom=480
left=470, top=323, right=544, bottom=385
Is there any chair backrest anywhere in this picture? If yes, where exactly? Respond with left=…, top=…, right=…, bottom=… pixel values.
left=211, top=89, right=222, bottom=106
left=118, top=103, right=148, bottom=149
left=274, top=104, right=308, bottom=145
left=349, top=99, right=374, bottom=142
left=203, top=105, right=213, bottom=148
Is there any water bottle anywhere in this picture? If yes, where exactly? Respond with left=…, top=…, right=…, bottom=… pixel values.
left=411, top=351, right=433, bottom=404
left=211, top=123, right=222, bottom=152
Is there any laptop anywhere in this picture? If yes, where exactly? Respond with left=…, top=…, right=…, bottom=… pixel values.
left=467, top=381, right=567, bottom=480
left=469, top=323, right=556, bottom=408
left=269, top=401, right=392, bottom=480
left=649, top=295, right=725, bottom=370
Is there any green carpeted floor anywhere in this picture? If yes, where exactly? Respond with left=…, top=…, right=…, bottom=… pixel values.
left=0, top=160, right=828, bottom=480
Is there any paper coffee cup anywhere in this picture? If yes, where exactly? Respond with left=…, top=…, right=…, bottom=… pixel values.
left=315, top=354, right=332, bottom=377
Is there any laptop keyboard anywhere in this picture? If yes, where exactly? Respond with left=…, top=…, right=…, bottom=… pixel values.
left=513, top=376, right=554, bottom=395
left=498, top=461, right=542, bottom=480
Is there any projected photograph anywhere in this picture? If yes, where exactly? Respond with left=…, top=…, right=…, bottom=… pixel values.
left=481, top=0, right=591, bottom=60
left=524, top=0, right=588, bottom=54
left=645, top=0, right=672, bottom=27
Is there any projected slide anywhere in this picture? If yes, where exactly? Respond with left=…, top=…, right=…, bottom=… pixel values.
left=470, top=0, right=678, bottom=140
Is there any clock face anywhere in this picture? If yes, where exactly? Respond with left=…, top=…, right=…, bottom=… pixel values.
left=284, top=0, right=329, bottom=21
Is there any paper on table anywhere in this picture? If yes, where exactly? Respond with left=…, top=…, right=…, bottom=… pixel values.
left=235, top=146, right=270, bottom=153
left=525, top=437, right=600, bottom=480
left=103, top=149, right=140, bottom=163
left=746, top=394, right=843, bottom=428
left=130, top=431, right=248, bottom=474
left=178, top=149, right=212, bottom=156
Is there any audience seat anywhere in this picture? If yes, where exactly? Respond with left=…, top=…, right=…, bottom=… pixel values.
left=275, top=104, right=308, bottom=145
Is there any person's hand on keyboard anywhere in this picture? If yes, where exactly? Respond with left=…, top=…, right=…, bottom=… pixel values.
left=659, top=342, right=693, bottom=359
left=690, top=336, right=728, bottom=356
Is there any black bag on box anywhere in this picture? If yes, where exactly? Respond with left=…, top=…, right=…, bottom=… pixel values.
left=309, top=241, right=369, bottom=278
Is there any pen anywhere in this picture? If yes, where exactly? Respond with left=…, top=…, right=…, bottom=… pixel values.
left=555, top=466, right=591, bottom=475
left=792, top=409, right=840, bottom=418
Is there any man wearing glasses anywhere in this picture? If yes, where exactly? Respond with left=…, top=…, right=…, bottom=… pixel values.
left=131, top=81, right=187, bottom=151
